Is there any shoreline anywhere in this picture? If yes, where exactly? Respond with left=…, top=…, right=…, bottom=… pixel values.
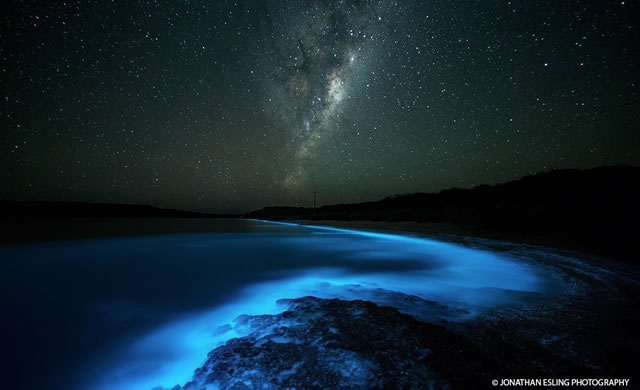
left=282, top=219, right=633, bottom=264
left=2, top=216, right=633, bottom=266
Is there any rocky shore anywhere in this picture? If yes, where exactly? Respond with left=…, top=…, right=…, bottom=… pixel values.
left=166, top=238, right=639, bottom=390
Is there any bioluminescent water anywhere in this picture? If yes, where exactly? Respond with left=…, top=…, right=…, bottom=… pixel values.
left=0, top=219, right=545, bottom=390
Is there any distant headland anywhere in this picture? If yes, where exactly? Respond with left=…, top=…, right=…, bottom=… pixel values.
left=0, top=200, right=237, bottom=218
left=245, top=165, right=640, bottom=261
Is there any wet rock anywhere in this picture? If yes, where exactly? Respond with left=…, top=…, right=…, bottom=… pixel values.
left=179, top=296, right=497, bottom=389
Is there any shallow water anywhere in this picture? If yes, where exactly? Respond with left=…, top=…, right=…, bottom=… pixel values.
left=1, top=219, right=544, bottom=390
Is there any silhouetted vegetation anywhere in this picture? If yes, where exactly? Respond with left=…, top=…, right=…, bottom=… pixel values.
left=246, top=165, right=639, bottom=261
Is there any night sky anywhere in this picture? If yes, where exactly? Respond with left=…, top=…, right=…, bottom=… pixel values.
left=2, top=0, right=638, bottom=213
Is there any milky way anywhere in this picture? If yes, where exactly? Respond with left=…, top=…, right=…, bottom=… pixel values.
left=1, top=0, right=638, bottom=212
left=259, top=0, right=381, bottom=192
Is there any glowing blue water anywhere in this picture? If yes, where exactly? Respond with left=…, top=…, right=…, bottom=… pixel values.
left=88, top=220, right=543, bottom=390
left=0, top=220, right=543, bottom=390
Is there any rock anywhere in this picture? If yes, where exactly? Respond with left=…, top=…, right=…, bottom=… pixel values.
left=179, top=296, right=497, bottom=389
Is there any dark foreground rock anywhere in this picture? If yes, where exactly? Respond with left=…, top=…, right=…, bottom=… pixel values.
left=174, top=296, right=592, bottom=390
left=181, top=296, right=491, bottom=389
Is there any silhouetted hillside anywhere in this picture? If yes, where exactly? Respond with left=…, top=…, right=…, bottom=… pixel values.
left=246, top=165, right=640, bottom=261
left=1, top=201, right=236, bottom=218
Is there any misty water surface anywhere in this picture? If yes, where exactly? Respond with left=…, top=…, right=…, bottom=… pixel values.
left=1, top=219, right=544, bottom=390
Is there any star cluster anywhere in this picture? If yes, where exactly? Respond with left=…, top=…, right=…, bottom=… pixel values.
left=1, top=0, right=638, bottom=212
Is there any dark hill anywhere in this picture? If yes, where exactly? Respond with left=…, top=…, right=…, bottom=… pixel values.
left=0, top=200, right=234, bottom=218
left=245, top=165, right=640, bottom=261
